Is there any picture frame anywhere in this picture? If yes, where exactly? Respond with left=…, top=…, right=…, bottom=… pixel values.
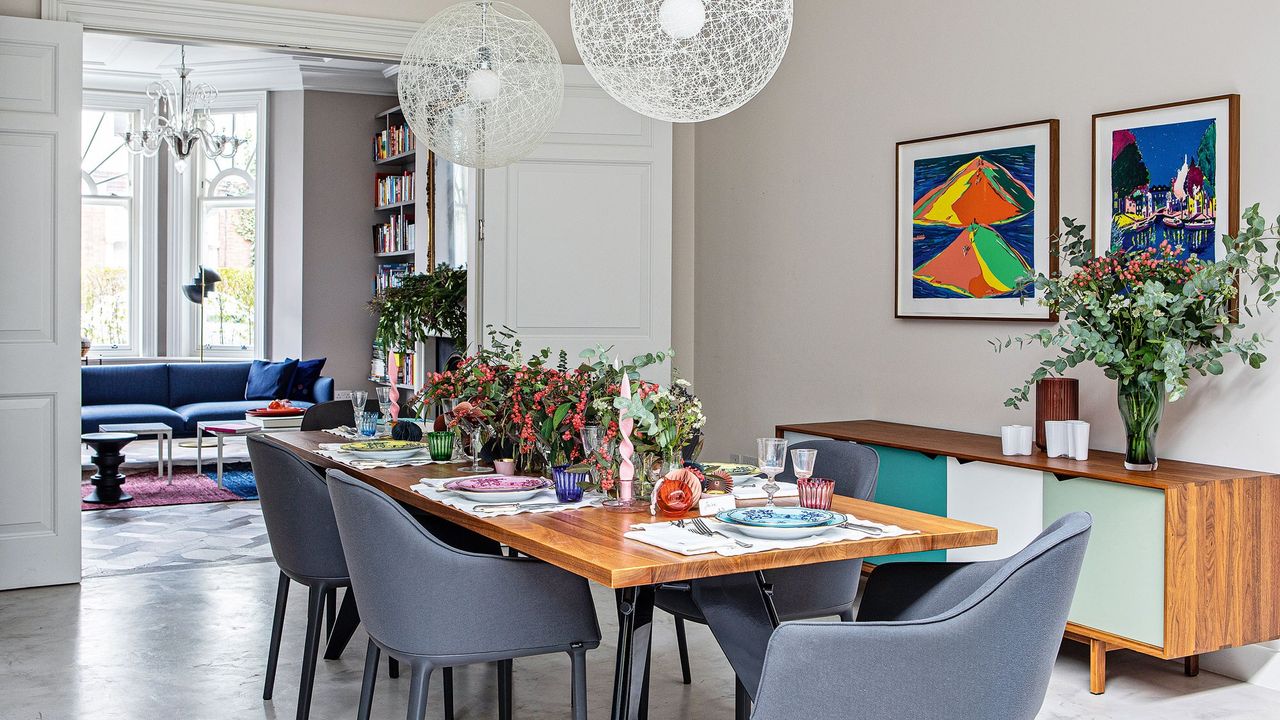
left=896, top=119, right=1059, bottom=321
left=1092, top=95, right=1240, bottom=262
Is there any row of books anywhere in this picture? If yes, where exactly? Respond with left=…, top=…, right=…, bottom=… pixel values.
left=373, top=124, right=416, bottom=161
left=373, top=262, right=414, bottom=295
left=375, top=171, right=415, bottom=208
left=370, top=346, right=417, bottom=386
left=373, top=215, right=416, bottom=254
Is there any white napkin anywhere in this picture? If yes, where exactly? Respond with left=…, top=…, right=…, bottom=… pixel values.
left=624, top=515, right=919, bottom=557
left=412, top=478, right=605, bottom=518
left=325, top=426, right=391, bottom=441
left=730, top=479, right=799, bottom=500
left=316, top=443, right=448, bottom=469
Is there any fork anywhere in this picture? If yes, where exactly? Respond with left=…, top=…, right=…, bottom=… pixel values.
left=839, top=521, right=885, bottom=536
left=691, top=517, right=753, bottom=548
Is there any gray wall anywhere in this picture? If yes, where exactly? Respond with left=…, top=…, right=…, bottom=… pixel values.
left=267, top=90, right=305, bottom=361
left=693, top=0, right=1280, bottom=470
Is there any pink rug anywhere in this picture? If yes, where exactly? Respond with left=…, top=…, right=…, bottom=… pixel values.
left=81, top=469, right=242, bottom=510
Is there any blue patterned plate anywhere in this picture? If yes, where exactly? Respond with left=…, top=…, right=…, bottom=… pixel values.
left=716, top=506, right=844, bottom=529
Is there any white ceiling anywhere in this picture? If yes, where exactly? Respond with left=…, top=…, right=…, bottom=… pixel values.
left=83, top=33, right=398, bottom=95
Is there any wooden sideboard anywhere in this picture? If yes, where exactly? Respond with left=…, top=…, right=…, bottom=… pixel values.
left=776, top=419, right=1280, bottom=694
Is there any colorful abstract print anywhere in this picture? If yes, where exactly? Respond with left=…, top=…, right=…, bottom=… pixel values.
left=1110, top=119, right=1217, bottom=261
left=911, top=145, right=1036, bottom=299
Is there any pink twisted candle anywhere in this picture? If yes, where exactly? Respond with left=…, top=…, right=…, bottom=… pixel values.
left=617, top=363, right=635, bottom=501
left=388, top=354, right=401, bottom=420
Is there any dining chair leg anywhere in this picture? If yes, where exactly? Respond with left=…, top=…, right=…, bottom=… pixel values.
left=357, top=639, right=380, bottom=720
left=497, top=659, right=513, bottom=720
left=406, top=662, right=432, bottom=720
left=674, top=616, right=692, bottom=684
left=734, top=676, right=751, bottom=720
left=296, top=584, right=326, bottom=720
left=324, top=587, right=338, bottom=636
left=263, top=572, right=290, bottom=701
left=570, top=650, right=588, bottom=720
left=838, top=608, right=854, bottom=622
left=389, top=657, right=400, bottom=679
left=442, top=666, right=455, bottom=720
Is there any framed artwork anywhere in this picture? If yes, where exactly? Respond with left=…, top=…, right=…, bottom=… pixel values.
left=1093, top=95, right=1239, bottom=261
left=896, top=120, right=1058, bottom=320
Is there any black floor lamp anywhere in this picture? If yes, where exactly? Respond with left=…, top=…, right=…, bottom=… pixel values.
left=182, top=266, right=222, bottom=363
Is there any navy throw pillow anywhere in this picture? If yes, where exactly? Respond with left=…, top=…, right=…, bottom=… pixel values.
left=245, top=359, right=298, bottom=400
left=287, top=357, right=327, bottom=402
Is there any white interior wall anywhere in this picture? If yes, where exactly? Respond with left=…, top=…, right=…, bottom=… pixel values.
left=693, top=0, right=1280, bottom=473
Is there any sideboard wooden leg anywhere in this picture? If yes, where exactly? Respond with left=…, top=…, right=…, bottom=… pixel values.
left=1184, top=655, right=1200, bottom=677
left=1089, top=639, right=1108, bottom=695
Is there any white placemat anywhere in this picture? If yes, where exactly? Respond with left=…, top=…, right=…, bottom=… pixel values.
left=316, top=443, right=448, bottom=469
left=325, top=426, right=391, bottom=441
left=730, top=479, right=799, bottom=500
left=412, top=477, right=606, bottom=518
left=624, top=514, right=919, bottom=557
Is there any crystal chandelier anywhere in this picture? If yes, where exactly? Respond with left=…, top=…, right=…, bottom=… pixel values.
left=118, top=46, right=244, bottom=173
left=398, top=1, right=563, bottom=169
left=571, top=0, right=794, bottom=123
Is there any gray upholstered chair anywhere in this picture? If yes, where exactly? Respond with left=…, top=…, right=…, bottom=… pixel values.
left=750, top=512, right=1093, bottom=720
left=299, top=399, right=356, bottom=431
left=248, top=436, right=409, bottom=720
left=325, top=469, right=602, bottom=720
left=658, top=439, right=880, bottom=686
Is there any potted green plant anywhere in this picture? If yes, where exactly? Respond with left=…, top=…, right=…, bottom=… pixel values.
left=368, top=263, right=467, bottom=387
left=995, top=207, right=1280, bottom=469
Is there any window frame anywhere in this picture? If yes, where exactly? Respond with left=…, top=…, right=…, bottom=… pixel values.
left=169, top=91, right=269, bottom=359
left=80, top=93, right=159, bottom=357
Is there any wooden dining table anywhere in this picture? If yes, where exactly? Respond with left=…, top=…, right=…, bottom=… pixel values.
left=266, top=430, right=998, bottom=720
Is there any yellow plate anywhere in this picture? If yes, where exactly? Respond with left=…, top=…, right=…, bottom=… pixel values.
left=701, top=461, right=762, bottom=477
left=340, top=440, right=429, bottom=453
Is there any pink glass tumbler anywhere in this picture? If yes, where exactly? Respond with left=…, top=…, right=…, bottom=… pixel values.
left=797, top=477, right=835, bottom=510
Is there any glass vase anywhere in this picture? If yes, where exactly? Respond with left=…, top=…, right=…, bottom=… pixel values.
left=1117, top=378, right=1165, bottom=471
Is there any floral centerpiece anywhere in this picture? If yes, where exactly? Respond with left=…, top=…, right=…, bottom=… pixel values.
left=995, top=208, right=1280, bottom=469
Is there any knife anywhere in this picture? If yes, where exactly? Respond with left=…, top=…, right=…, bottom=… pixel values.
left=472, top=501, right=565, bottom=512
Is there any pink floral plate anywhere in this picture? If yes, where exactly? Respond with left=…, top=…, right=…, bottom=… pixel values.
left=444, top=476, right=551, bottom=493
left=443, top=476, right=553, bottom=503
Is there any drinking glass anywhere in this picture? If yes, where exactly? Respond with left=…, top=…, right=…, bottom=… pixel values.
left=452, top=405, right=492, bottom=473
left=376, top=386, right=392, bottom=425
left=581, top=425, right=604, bottom=481
left=791, top=448, right=817, bottom=481
left=757, top=437, right=788, bottom=506
left=350, top=390, right=368, bottom=429
left=441, top=398, right=467, bottom=462
left=357, top=411, right=378, bottom=437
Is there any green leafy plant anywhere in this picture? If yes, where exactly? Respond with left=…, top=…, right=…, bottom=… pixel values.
left=993, top=206, right=1280, bottom=407
left=368, top=263, right=467, bottom=352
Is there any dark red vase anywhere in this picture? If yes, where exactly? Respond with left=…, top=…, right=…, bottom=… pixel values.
left=1035, top=378, right=1079, bottom=450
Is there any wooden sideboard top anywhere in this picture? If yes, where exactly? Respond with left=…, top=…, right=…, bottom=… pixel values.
left=776, top=420, right=1279, bottom=491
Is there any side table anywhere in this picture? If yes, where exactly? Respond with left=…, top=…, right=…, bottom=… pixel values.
left=98, top=422, right=173, bottom=483
left=82, top=432, right=138, bottom=504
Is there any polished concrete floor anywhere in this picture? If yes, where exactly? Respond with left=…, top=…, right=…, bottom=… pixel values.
left=3, top=559, right=1280, bottom=720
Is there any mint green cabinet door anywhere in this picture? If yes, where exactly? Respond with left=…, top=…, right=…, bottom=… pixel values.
left=866, top=445, right=947, bottom=564
left=1042, top=474, right=1165, bottom=648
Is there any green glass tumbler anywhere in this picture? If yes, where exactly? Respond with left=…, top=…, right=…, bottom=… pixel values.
left=427, top=431, right=455, bottom=462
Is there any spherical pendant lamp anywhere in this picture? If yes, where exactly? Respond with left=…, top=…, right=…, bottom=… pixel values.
left=571, top=0, right=793, bottom=123
left=399, top=1, right=563, bottom=169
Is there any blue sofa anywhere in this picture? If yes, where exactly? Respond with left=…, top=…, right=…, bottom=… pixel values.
left=81, top=362, right=334, bottom=437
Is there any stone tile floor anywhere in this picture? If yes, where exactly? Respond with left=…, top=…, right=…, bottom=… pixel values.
left=82, top=500, right=271, bottom=578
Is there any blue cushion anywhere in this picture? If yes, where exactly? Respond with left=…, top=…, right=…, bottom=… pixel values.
left=174, top=400, right=314, bottom=434
left=82, top=365, right=169, bottom=407
left=245, top=359, right=298, bottom=401
left=287, top=358, right=327, bottom=402
left=169, top=362, right=252, bottom=406
left=312, top=377, right=335, bottom=403
left=82, top=404, right=185, bottom=435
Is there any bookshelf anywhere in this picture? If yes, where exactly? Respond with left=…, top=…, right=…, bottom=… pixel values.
left=369, top=105, right=436, bottom=391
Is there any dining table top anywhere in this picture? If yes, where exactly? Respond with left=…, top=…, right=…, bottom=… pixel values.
left=265, top=430, right=999, bottom=588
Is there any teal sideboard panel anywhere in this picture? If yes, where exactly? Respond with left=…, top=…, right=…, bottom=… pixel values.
left=866, top=444, right=947, bottom=564
left=1042, top=474, right=1165, bottom=648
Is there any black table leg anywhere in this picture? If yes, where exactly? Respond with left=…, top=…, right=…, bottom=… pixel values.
left=323, top=588, right=361, bottom=660
left=611, top=585, right=656, bottom=720
left=691, top=571, right=782, bottom=707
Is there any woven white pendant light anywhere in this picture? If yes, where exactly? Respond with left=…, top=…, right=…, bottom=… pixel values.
left=399, top=1, right=563, bottom=169
left=571, top=0, right=793, bottom=123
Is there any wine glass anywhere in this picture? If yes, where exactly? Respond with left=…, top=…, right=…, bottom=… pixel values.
left=791, top=448, right=817, bottom=481
left=441, top=398, right=468, bottom=462
left=581, top=424, right=604, bottom=483
left=350, top=390, right=368, bottom=430
left=376, top=386, right=392, bottom=426
left=452, top=402, right=493, bottom=473
left=757, top=438, right=788, bottom=507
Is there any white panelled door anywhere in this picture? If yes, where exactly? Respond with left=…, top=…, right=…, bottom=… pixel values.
left=0, top=16, right=82, bottom=590
left=480, top=65, right=673, bottom=378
